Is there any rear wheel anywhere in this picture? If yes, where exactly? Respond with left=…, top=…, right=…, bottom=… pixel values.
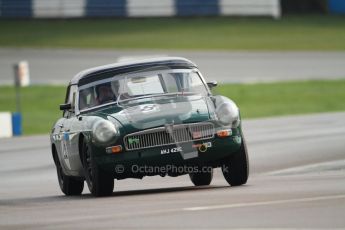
left=189, top=167, right=213, bottom=186
left=53, top=149, right=84, bottom=196
left=82, top=139, right=114, bottom=197
left=221, top=137, right=249, bottom=186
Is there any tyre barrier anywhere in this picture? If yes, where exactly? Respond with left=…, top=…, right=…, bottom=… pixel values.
left=0, top=0, right=281, bottom=18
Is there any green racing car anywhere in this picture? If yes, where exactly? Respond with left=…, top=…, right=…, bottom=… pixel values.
left=50, top=57, right=249, bottom=197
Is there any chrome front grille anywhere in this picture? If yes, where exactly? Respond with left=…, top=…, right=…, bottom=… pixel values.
left=124, top=122, right=215, bottom=151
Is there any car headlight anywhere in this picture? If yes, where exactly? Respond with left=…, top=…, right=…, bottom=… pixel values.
left=216, top=100, right=240, bottom=127
left=92, top=120, right=119, bottom=144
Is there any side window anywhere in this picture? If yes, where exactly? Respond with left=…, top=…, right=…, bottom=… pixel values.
left=79, top=86, right=97, bottom=110
left=63, top=85, right=78, bottom=118
left=164, top=73, right=179, bottom=93
left=182, top=72, right=208, bottom=96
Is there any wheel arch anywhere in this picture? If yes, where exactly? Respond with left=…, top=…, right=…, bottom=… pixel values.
left=78, top=133, right=87, bottom=165
left=51, top=143, right=58, bottom=164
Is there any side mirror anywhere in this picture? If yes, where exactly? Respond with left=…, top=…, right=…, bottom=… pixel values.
left=59, top=103, right=72, bottom=111
left=207, top=81, right=218, bottom=89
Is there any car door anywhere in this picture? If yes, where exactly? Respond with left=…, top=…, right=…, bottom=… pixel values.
left=59, top=85, right=80, bottom=172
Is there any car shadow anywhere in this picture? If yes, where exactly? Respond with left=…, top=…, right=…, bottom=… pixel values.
left=111, top=185, right=230, bottom=197
left=0, top=185, right=235, bottom=206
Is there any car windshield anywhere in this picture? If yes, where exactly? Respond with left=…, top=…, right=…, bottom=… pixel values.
left=78, top=69, right=208, bottom=111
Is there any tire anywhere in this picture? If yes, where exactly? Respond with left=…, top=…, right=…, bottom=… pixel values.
left=82, top=139, right=114, bottom=197
left=189, top=167, right=213, bottom=186
left=221, top=137, right=249, bottom=186
left=54, top=151, right=84, bottom=196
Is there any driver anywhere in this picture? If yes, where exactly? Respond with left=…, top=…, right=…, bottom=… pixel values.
left=96, top=82, right=116, bottom=105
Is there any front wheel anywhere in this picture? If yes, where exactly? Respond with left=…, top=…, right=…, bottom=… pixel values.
left=189, top=167, right=213, bottom=186
left=82, top=139, right=114, bottom=197
left=54, top=151, right=84, bottom=196
left=221, top=137, right=249, bottom=186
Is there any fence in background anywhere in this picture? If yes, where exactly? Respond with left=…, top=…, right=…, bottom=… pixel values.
left=0, top=0, right=281, bottom=18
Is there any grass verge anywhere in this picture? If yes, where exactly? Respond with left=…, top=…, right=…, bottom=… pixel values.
left=216, top=80, right=345, bottom=118
left=0, top=16, right=345, bottom=50
left=0, top=86, right=65, bottom=135
left=0, top=79, right=344, bottom=135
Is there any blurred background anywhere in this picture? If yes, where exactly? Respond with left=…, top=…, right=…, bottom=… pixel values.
left=1, top=1, right=345, bottom=229
left=0, top=0, right=344, bottom=136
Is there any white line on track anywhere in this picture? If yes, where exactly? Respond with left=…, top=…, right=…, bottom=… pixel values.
left=183, top=194, right=345, bottom=211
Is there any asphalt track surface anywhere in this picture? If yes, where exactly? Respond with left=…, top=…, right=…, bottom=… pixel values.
left=1, top=48, right=345, bottom=84
left=1, top=112, right=345, bottom=229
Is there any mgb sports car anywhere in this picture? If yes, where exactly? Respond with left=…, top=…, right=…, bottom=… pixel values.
left=51, top=57, right=249, bottom=197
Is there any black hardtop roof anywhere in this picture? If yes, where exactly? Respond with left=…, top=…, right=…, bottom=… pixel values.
left=70, top=57, right=197, bottom=86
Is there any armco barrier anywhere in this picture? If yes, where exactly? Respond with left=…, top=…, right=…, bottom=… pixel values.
left=33, top=0, right=86, bottom=18
left=0, top=0, right=281, bottom=18
left=329, top=0, right=345, bottom=14
left=0, top=112, right=13, bottom=138
left=86, top=0, right=126, bottom=17
left=0, top=0, right=32, bottom=17
left=176, top=0, right=220, bottom=16
left=220, top=0, right=281, bottom=18
left=128, top=0, right=175, bottom=17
